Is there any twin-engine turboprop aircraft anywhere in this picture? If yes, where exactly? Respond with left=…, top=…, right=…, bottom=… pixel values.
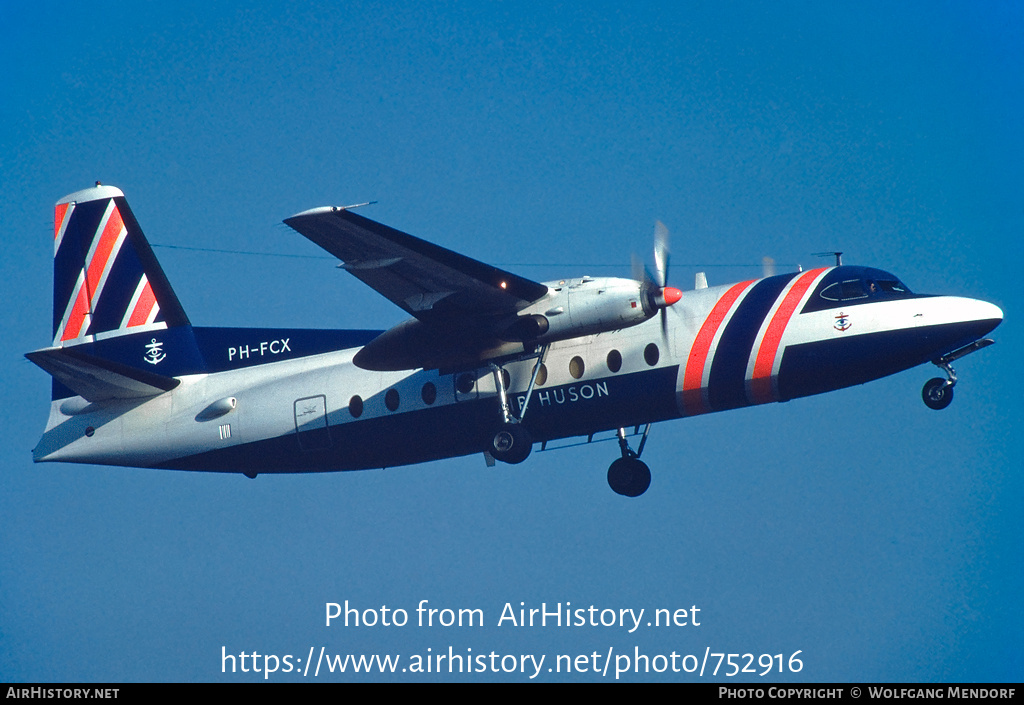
left=28, top=184, right=1002, bottom=496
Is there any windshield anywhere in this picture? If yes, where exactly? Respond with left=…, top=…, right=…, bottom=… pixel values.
left=801, top=267, right=914, bottom=314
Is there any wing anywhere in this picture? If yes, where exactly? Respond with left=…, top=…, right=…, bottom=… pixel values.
left=283, top=207, right=548, bottom=325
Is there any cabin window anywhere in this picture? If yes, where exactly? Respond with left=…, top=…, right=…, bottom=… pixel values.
left=606, top=349, right=622, bottom=373
left=456, top=373, right=476, bottom=395
left=421, top=382, right=437, bottom=405
left=569, top=356, right=585, bottom=379
left=349, top=395, right=363, bottom=418
left=644, top=343, right=660, bottom=366
left=535, top=364, right=548, bottom=386
left=385, top=388, right=400, bottom=412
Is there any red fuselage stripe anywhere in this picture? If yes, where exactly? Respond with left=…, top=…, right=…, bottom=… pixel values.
left=682, top=279, right=755, bottom=413
left=749, top=267, right=827, bottom=403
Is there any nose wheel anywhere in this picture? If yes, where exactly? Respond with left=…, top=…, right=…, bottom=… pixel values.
left=922, top=378, right=953, bottom=410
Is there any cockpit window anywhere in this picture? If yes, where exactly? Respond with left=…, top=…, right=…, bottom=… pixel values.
left=820, top=280, right=868, bottom=301
left=875, top=279, right=907, bottom=294
left=801, top=267, right=914, bottom=314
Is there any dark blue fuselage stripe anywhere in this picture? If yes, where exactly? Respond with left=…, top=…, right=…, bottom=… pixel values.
left=778, top=319, right=1002, bottom=401
left=707, top=273, right=797, bottom=411
left=157, top=366, right=681, bottom=473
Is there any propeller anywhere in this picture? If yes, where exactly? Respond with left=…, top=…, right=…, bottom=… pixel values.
left=654, top=220, right=670, bottom=288
left=633, top=221, right=682, bottom=339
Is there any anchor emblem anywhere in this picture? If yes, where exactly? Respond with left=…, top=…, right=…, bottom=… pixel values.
left=144, top=338, right=166, bottom=365
left=834, top=312, right=851, bottom=332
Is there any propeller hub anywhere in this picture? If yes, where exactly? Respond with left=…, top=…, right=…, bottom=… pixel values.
left=650, top=286, right=682, bottom=309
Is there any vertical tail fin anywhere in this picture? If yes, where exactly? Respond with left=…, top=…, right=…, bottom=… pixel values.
left=52, top=183, right=189, bottom=346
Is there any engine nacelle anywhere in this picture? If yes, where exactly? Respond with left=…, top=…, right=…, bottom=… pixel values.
left=352, top=276, right=682, bottom=371
left=501, top=276, right=680, bottom=343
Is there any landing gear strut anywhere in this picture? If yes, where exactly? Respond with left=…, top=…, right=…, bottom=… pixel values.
left=607, top=426, right=652, bottom=497
left=921, top=338, right=994, bottom=411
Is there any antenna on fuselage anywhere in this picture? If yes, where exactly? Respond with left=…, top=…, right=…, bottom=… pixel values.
left=814, top=251, right=843, bottom=266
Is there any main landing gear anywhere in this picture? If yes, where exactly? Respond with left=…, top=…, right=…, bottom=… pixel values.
left=490, top=422, right=532, bottom=464
left=483, top=347, right=656, bottom=497
left=607, top=426, right=652, bottom=497
left=486, top=346, right=548, bottom=465
left=921, top=338, right=994, bottom=411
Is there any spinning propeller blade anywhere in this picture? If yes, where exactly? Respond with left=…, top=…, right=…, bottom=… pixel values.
left=632, top=221, right=681, bottom=340
left=654, top=220, right=670, bottom=288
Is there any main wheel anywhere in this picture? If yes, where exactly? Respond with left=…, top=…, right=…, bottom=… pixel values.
left=922, top=377, right=954, bottom=410
left=490, top=423, right=532, bottom=464
left=607, top=457, right=651, bottom=497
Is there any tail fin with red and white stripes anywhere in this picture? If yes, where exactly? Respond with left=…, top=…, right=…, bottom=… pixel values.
left=51, top=183, right=189, bottom=346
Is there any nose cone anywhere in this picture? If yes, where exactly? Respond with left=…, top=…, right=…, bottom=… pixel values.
left=918, top=296, right=1003, bottom=357
left=962, top=298, right=1003, bottom=338
left=977, top=299, right=1003, bottom=328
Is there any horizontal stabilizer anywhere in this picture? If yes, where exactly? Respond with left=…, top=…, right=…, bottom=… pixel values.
left=26, top=346, right=180, bottom=402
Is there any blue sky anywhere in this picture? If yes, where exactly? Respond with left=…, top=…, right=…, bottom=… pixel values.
left=2, top=1, right=1020, bottom=682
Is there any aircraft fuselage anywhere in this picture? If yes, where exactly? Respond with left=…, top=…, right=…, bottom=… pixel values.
left=34, top=266, right=1001, bottom=475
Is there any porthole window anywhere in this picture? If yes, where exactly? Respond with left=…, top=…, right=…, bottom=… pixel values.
left=421, top=382, right=437, bottom=405
left=349, top=395, right=363, bottom=418
left=569, top=355, right=585, bottom=380
left=606, top=349, right=622, bottom=373
left=644, top=343, right=660, bottom=366
left=456, top=373, right=476, bottom=395
left=385, top=388, right=400, bottom=412
left=535, top=364, right=548, bottom=386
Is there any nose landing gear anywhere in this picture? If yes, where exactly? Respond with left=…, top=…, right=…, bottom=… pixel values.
left=921, top=338, right=994, bottom=411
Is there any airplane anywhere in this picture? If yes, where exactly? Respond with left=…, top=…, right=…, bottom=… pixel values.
left=27, top=183, right=1003, bottom=496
